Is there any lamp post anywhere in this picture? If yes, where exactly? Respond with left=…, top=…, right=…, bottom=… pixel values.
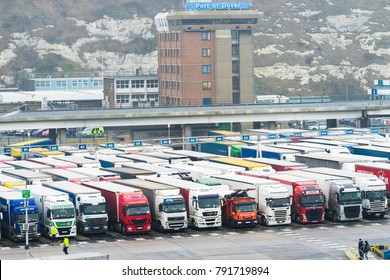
left=340, top=63, right=350, bottom=102
left=22, top=186, right=30, bottom=259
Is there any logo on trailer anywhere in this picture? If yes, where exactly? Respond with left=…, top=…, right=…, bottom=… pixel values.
left=189, top=137, right=197, bottom=143
left=134, top=141, right=143, bottom=147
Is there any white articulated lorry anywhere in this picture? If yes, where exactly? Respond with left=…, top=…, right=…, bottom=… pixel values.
left=42, top=181, right=109, bottom=234
left=284, top=170, right=362, bottom=222
left=302, top=167, right=387, bottom=218
left=13, top=184, right=77, bottom=238
left=211, top=174, right=291, bottom=226
left=114, top=179, right=188, bottom=231
left=142, top=176, right=222, bottom=229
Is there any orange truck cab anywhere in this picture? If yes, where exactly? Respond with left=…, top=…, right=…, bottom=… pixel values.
left=221, top=189, right=257, bottom=228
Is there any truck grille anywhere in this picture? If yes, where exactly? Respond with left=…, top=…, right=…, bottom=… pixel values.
left=58, top=227, right=71, bottom=235
left=132, top=219, right=147, bottom=225
left=275, top=209, right=288, bottom=222
left=203, top=211, right=217, bottom=217
left=168, top=216, right=185, bottom=221
left=344, top=206, right=361, bottom=218
left=87, top=218, right=106, bottom=226
left=306, top=209, right=323, bottom=221
left=369, top=201, right=386, bottom=213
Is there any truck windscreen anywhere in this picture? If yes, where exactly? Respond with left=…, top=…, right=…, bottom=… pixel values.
left=13, top=213, right=39, bottom=223
left=300, top=194, right=325, bottom=207
left=163, top=201, right=186, bottom=213
left=268, top=197, right=290, bottom=208
left=127, top=204, right=150, bottom=216
left=237, top=202, right=256, bottom=212
left=82, top=203, right=107, bottom=215
left=339, top=191, right=362, bottom=204
left=198, top=196, right=220, bottom=208
left=52, top=208, right=75, bottom=219
left=365, top=190, right=387, bottom=201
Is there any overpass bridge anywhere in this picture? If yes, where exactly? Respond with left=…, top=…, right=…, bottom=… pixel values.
left=1, top=100, right=390, bottom=143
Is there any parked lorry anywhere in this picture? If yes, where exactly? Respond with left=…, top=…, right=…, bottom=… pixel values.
left=188, top=160, right=246, bottom=174
left=211, top=174, right=291, bottom=226
left=114, top=179, right=188, bottom=231
left=355, top=162, right=390, bottom=198
left=142, top=176, right=222, bottom=229
left=2, top=169, right=53, bottom=185
left=241, top=146, right=299, bottom=161
left=13, top=184, right=77, bottom=238
left=70, top=168, right=121, bottom=181
left=221, top=188, right=257, bottom=228
left=303, top=167, right=387, bottom=218
left=208, top=157, right=275, bottom=173
left=263, top=173, right=325, bottom=223
left=100, top=167, right=155, bottom=179
left=42, top=181, right=109, bottom=234
left=84, top=154, right=133, bottom=168
left=41, top=169, right=91, bottom=184
left=351, top=146, right=390, bottom=160
left=196, top=141, right=247, bottom=157
left=166, top=163, right=223, bottom=181
left=294, top=153, right=387, bottom=171
left=0, top=190, right=41, bottom=241
left=243, top=157, right=308, bottom=171
left=81, top=181, right=151, bottom=234
left=284, top=170, right=362, bottom=222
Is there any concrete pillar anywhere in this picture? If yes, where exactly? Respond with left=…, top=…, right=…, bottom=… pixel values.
left=183, top=125, right=192, bottom=151
left=359, top=118, right=369, bottom=128
left=49, top=129, right=57, bottom=144
left=240, top=122, right=254, bottom=134
left=267, top=121, right=276, bottom=130
left=58, top=128, right=67, bottom=145
left=326, top=119, right=337, bottom=129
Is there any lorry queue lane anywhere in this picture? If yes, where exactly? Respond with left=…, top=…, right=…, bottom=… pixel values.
left=0, top=216, right=389, bottom=260
left=0, top=216, right=389, bottom=252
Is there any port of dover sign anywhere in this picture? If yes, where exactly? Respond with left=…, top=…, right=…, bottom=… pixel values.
left=186, top=2, right=251, bottom=11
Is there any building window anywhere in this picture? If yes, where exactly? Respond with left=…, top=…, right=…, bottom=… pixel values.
left=116, top=80, right=129, bottom=88
left=35, top=80, right=50, bottom=88
left=93, top=80, right=102, bottom=88
left=56, top=81, right=66, bottom=90
left=201, top=31, right=211, bottom=41
left=116, top=95, right=130, bottom=104
left=202, top=81, right=212, bottom=90
left=82, top=80, right=89, bottom=88
left=72, top=81, right=78, bottom=88
left=132, top=80, right=145, bottom=88
left=147, top=80, right=159, bottom=88
left=202, top=48, right=211, bottom=57
left=202, top=65, right=211, bottom=74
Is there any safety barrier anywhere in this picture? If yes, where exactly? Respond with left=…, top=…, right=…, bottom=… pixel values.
left=370, top=245, right=390, bottom=259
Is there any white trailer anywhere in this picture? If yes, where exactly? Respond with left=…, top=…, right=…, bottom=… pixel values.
left=114, top=179, right=188, bottom=231
left=41, top=169, right=91, bottom=184
left=142, top=176, right=222, bottom=229
left=284, top=170, right=362, bottom=222
left=303, top=167, right=387, bottom=218
left=166, top=163, right=223, bottom=181
left=13, top=184, right=76, bottom=237
left=211, top=174, right=291, bottom=226
left=42, top=181, right=108, bottom=234
left=188, top=160, right=246, bottom=174
left=53, top=155, right=101, bottom=168
left=2, top=169, right=53, bottom=185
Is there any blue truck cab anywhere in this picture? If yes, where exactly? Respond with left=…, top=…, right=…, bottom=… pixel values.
left=0, top=191, right=41, bottom=242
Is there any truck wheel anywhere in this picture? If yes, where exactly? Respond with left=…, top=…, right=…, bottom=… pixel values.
left=121, top=225, right=127, bottom=235
left=295, top=214, right=301, bottom=223
left=261, top=216, right=267, bottom=226
left=10, top=230, right=15, bottom=242
left=157, top=221, right=164, bottom=232
left=191, top=219, right=196, bottom=229
left=332, top=211, right=339, bottom=222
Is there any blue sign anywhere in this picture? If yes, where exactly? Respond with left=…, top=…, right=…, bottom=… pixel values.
left=161, top=139, right=170, bottom=145
left=345, top=129, right=354, bottom=135
left=371, top=88, right=378, bottom=95
left=320, top=130, right=328, bottom=136
left=0, top=148, right=3, bottom=155
left=378, top=80, right=383, bottom=85
left=215, top=136, right=223, bottom=142
left=106, top=142, right=115, bottom=149
left=371, top=128, right=379, bottom=134
left=268, top=134, right=276, bottom=139
left=49, top=145, right=58, bottom=151
left=4, top=147, right=11, bottom=154
left=241, top=135, right=250, bottom=141
left=294, top=132, right=302, bottom=138
left=21, top=147, right=30, bottom=153
left=186, top=2, right=250, bottom=11
left=134, top=141, right=143, bottom=147
left=78, top=144, right=87, bottom=150
left=189, top=137, right=197, bottom=144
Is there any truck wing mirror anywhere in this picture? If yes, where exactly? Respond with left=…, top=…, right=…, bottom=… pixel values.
left=158, top=203, right=162, bottom=212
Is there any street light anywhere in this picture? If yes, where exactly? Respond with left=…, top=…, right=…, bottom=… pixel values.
left=340, top=62, right=350, bottom=102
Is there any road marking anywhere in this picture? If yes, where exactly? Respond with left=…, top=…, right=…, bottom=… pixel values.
left=135, top=238, right=146, bottom=241
left=97, top=240, right=107, bottom=243
left=191, top=234, right=200, bottom=237
left=77, top=241, right=88, bottom=245
left=209, top=233, right=220, bottom=236
left=227, top=232, right=239, bottom=235
left=262, top=230, right=275, bottom=233
left=154, top=237, right=164, bottom=240
left=172, top=235, right=184, bottom=239
left=297, top=237, right=317, bottom=240
left=0, top=247, right=11, bottom=250
left=370, top=223, right=382, bottom=226
left=335, top=225, right=347, bottom=229
left=283, top=233, right=301, bottom=237
left=329, top=245, right=347, bottom=249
